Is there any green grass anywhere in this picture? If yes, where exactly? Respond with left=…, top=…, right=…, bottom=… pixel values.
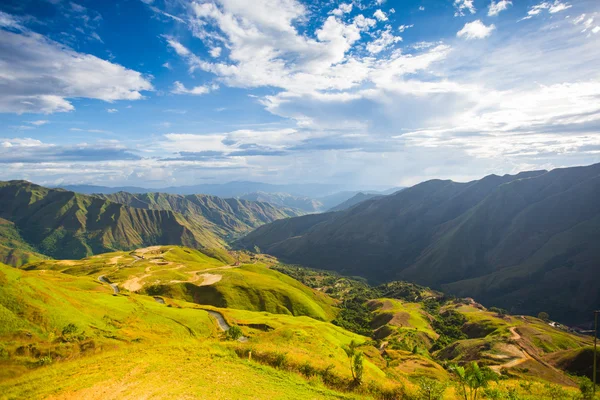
left=0, top=341, right=364, bottom=400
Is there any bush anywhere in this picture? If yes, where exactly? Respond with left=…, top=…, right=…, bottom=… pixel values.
left=299, top=361, right=316, bottom=377
left=36, top=355, right=53, bottom=366
left=62, top=323, right=78, bottom=336
left=226, top=325, right=243, bottom=341
left=273, top=352, right=287, bottom=369
left=537, top=312, right=549, bottom=322
left=416, top=377, right=447, bottom=400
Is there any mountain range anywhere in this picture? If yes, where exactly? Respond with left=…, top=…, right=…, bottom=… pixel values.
left=237, top=163, right=600, bottom=325
left=0, top=181, right=303, bottom=264
left=56, top=182, right=402, bottom=213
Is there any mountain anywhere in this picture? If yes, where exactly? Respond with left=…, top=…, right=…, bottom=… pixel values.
left=318, top=188, right=404, bottom=210
left=328, top=192, right=383, bottom=212
left=237, top=163, right=600, bottom=325
left=0, top=181, right=301, bottom=264
left=95, top=191, right=303, bottom=240
left=238, top=191, right=322, bottom=213
left=53, top=184, right=149, bottom=194
left=57, top=181, right=400, bottom=200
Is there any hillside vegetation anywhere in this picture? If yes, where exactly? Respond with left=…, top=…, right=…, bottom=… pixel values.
left=1, top=249, right=597, bottom=399
left=238, top=163, right=600, bottom=325
left=0, top=181, right=301, bottom=265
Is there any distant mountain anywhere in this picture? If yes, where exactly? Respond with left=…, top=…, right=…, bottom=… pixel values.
left=239, top=192, right=322, bottom=213
left=318, top=188, right=404, bottom=210
left=95, top=191, right=303, bottom=239
left=328, top=192, right=383, bottom=212
left=57, top=181, right=400, bottom=200
left=55, top=184, right=149, bottom=195
left=0, top=181, right=302, bottom=264
left=237, top=164, right=600, bottom=325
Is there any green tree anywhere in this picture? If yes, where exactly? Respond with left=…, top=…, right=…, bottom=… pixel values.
left=578, top=376, right=595, bottom=400
left=226, top=325, right=243, bottom=341
left=416, top=377, right=447, bottom=400
left=452, top=362, right=496, bottom=400
left=538, top=312, right=550, bottom=322
left=343, top=340, right=364, bottom=385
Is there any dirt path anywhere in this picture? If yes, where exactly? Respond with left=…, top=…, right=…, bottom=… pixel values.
left=489, top=327, right=532, bottom=373
left=98, top=276, right=119, bottom=294
left=206, top=310, right=247, bottom=342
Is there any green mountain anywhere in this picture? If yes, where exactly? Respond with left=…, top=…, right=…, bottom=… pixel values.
left=95, top=191, right=303, bottom=239
left=0, top=181, right=301, bottom=264
left=239, top=191, right=323, bottom=213
left=237, top=164, right=600, bottom=325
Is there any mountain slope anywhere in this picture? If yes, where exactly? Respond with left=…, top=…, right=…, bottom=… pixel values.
left=239, top=191, right=322, bottom=213
left=238, top=164, right=600, bottom=324
left=95, top=191, right=303, bottom=239
left=328, top=192, right=383, bottom=212
left=0, top=181, right=223, bottom=261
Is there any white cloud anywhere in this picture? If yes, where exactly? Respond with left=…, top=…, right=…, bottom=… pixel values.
left=331, top=3, right=352, bottom=17
left=107, top=108, right=118, bottom=113
left=209, top=46, right=222, bottom=58
left=29, top=120, right=49, bottom=126
left=457, top=20, right=496, bottom=39
left=419, top=6, right=425, bottom=11
left=171, top=81, right=217, bottom=95
left=454, top=0, right=476, bottom=17
left=522, top=1, right=572, bottom=20
left=163, top=62, right=172, bottom=69
left=373, top=9, right=388, bottom=21
left=0, top=17, right=152, bottom=114
left=488, top=0, right=512, bottom=16
left=366, top=28, right=402, bottom=54
left=573, top=14, right=600, bottom=35
left=398, top=24, right=414, bottom=32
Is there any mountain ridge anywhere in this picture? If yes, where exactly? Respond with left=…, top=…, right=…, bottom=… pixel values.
left=237, top=164, right=600, bottom=325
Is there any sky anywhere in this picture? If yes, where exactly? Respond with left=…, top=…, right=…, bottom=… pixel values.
left=0, top=0, right=599, bottom=189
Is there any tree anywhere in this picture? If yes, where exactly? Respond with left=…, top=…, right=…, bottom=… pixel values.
left=538, top=312, right=550, bottom=322
left=226, top=325, right=243, bottom=341
left=416, top=377, right=447, bottom=400
left=451, top=362, right=497, bottom=400
left=343, top=340, right=364, bottom=385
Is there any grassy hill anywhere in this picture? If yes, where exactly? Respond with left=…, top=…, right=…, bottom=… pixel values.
left=1, top=252, right=597, bottom=399
left=238, top=164, right=600, bottom=325
left=23, top=246, right=337, bottom=321
left=0, top=181, right=301, bottom=265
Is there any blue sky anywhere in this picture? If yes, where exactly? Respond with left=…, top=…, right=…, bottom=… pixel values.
left=1, top=0, right=599, bottom=188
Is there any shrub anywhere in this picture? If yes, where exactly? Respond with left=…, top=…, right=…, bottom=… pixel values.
left=226, top=325, right=243, bottom=341
left=537, top=312, right=549, bottom=322
left=416, top=377, right=447, bottom=400
left=36, top=355, right=53, bottom=366
left=273, top=352, right=287, bottom=369
left=299, top=361, right=316, bottom=377
left=62, top=323, right=78, bottom=336
left=578, top=377, right=595, bottom=400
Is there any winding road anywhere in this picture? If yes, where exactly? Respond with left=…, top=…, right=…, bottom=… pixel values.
left=98, top=276, right=119, bottom=294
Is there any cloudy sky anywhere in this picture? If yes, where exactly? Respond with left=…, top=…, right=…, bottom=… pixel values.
left=1, top=0, right=599, bottom=188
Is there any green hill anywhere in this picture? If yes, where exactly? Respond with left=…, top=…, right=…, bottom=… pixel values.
left=0, top=181, right=302, bottom=265
left=23, top=246, right=337, bottom=321
left=1, top=252, right=595, bottom=399
left=237, top=163, right=600, bottom=325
